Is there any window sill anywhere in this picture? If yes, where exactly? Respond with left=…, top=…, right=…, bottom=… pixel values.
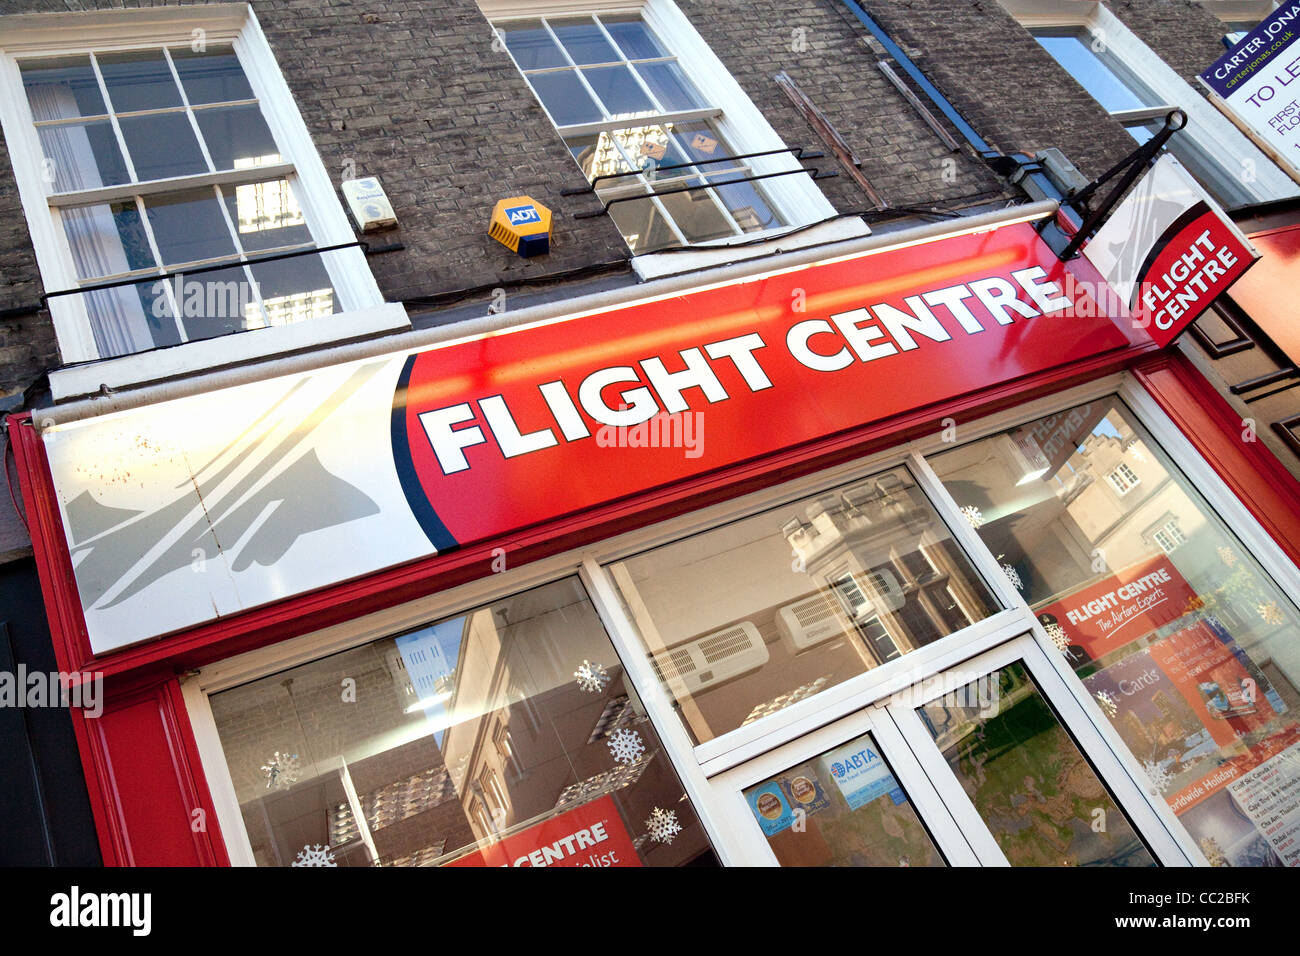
left=629, top=217, right=871, bottom=281
left=47, top=302, right=411, bottom=402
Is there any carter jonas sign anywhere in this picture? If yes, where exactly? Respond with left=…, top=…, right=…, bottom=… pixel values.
left=1200, top=1, right=1300, bottom=178
left=42, top=220, right=1130, bottom=653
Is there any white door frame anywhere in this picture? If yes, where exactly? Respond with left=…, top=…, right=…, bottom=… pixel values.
left=701, top=634, right=1190, bottom=867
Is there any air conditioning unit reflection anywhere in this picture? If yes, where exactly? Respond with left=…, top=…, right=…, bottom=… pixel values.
left=777, top=593, right=853, bottom=652
left=648, top=622, right=767, bottom=696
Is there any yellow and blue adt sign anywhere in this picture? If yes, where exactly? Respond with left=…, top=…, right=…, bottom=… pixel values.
left=490, top=196, right=552, bottom=257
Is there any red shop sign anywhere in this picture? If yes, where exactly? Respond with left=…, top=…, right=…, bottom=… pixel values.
left=43, top=221, right=1133, bottom=653
left=394, top=224, right=1128, bottom=552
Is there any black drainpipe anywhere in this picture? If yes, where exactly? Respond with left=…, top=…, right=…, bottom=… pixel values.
left=838, top=0, right=1080, bottom=246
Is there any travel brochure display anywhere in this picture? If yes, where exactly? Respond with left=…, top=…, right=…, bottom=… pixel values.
left=1080, top=614, right=1298, bottom=866
left=1227, top=744, right=1300, bottom=866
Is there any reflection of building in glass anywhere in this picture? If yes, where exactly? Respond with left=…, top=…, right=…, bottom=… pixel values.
left=782, top=470, right=987, bottom=666
left=247, top=287, right=335, bottom=328
left=936, top=404, right=1209, bottom=608
left=210, top=641, right=476, bottom=867
left=232, top=155, right=303, bottom=234
left=613, top=467, right=995, bottom=745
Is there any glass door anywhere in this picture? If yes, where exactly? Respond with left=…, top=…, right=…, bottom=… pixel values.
left=708, top=705, right=981, bottom=866
left=884, top=634, right=1185, bottom=866
left=710, top=634, right=1190, bottom=866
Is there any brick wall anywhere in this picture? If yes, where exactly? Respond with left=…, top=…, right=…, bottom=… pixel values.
left=1110, top=0, right=1236, bottom=84
left=679, top=0, right=1008, bottom=210
left=856, top=0, right=1140, bottom=181
left=0, top=0, right=634, bottom=395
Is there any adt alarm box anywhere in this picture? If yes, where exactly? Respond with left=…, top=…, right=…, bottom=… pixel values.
left=490, top=196, right=552, bottom=257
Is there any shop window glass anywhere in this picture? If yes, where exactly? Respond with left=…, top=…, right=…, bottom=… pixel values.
left=930, top=398, right=1300, bottom=867
left=209, top=576, right=715, bottom=867
left=606, top=465, right=1001, bottom=746
left=743, top=731, right=946, bottom=866
left=921, top=660, right=1156, bottom=866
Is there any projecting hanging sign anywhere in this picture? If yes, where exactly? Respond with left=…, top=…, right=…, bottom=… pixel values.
left=43, top=221, right=1130, bottom=654
left=1082, top=155, right=1258, bottom=348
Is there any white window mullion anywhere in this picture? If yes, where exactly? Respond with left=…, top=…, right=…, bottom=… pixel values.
left=539, top=17, right=614, bottom=120
left=132, top=194, right=188, bottom=343
left=578, top=556, right=742, bottom=866
left=591, top=13, right=670, bottom=112
left=5, top=9, right=397, bottom=383
left=209, top=182, right=271, bottom=330
left=587, top=12, right=743, bottom=237
left=601, top=133, right=691, bottom=248
left=87, top=52, right=139, bottom=183
left=163, top=46, right=218, bottom=174
left=906, top=449, right=1204, bottom=866
left=660, top=126, right=746, bottom=238
left=531, top=13, right=694, bottom=247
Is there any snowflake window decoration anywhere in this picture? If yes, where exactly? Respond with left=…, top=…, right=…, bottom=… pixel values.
left=645, top=807, right=682, bottom=845
left=607, top=728, right=646, bottom=766
left=574, top=659, right=611, bottom=694
left=960, top=505, right=985, bottom=530
left=1127, top=445, right=1147, bottom=463
left=261, top=751, right=301, bottom=791
left=1259, top=602, right=1285, bottom=626
left=1043, top=623, right=1071, bottom=654
left=1200, top=836, right=1228, bottom=867
left=292, top=844, right=337, bottom=867
left=1217, top=545, right=1237, bottom=568
left=1142, top=760, right=1174, bottom=795
left=1001, top=564, right=1023, bottom=591
left=1094, top=690, right=1119, bottom=718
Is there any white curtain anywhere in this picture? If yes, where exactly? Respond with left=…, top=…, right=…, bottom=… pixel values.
left=28, top=83, right=154, bottom=358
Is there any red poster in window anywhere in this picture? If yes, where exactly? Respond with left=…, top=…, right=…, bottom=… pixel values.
left=444, top=795, right=641, bottom=868
left=1036, top=555, right=1197, bottom=658
left=1148, top=619, right=1280, bottom=748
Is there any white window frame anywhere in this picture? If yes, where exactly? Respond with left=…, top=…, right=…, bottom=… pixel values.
left=479, top=0, right=858, bottom=280
left=1151, top=515, right=1188, bottom=553
left=1000, top=0, right=1300, bottom=206
left=1106, top=460, right=1141, bottom=495
left=0, top=4, right=407, bottom=399
left=1200, top=1, right=1281, bottom=29
left=179, top=371, right=1300, bottom=867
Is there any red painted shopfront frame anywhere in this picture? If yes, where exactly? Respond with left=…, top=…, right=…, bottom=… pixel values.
left=14, top=348, right=1300, bottom=867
